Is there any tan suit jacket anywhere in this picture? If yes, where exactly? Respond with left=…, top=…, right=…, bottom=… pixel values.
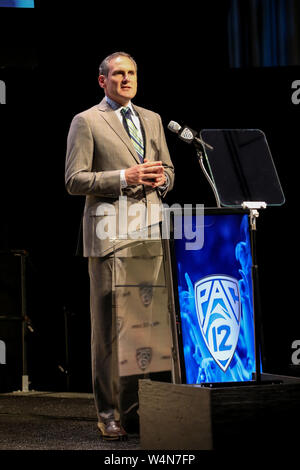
left=65, top=98, right=174, bottom=257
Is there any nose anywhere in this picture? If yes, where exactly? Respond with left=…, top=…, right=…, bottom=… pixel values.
left=122, top=73, right=130, bottom=82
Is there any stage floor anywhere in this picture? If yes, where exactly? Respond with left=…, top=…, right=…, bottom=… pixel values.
left=0, top=391, right=140, bottom=451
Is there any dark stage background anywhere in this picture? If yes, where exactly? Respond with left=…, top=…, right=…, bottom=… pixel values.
left=0, top=2, right=299, bottom=392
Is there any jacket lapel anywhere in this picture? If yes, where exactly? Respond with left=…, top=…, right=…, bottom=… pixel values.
left=97, top=98, right=141, bottom=164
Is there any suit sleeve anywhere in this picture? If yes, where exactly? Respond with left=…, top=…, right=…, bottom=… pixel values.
left=65, top=115, right=122, bottom=197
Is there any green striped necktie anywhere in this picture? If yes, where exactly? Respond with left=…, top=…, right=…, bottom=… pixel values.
left=121, top=107, right=144, bottom=162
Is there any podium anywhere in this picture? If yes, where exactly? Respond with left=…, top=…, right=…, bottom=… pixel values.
left=111, top=237, right=172, bottom=378
left=138, top=129, right=300, bottom=449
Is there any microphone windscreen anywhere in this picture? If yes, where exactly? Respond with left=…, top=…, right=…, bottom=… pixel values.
left=167, top=121, right=181, bottom=133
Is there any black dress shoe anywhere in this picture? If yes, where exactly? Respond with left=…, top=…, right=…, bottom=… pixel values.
left=97, top=420, right=128, bottom=441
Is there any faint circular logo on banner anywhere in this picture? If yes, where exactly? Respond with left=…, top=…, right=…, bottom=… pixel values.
left=139, top=284, right=153, bottom=307
left=136, top=347, right=152, bottom=371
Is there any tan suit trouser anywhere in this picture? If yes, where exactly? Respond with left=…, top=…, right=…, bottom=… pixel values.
left=88, top=255, right=119, bottom=422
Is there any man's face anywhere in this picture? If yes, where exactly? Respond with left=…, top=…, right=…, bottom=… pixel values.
left=99, top=55, right=137, bottom=106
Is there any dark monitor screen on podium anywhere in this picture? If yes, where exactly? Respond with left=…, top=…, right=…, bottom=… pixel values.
left=200, top=129, right=285, bottom=208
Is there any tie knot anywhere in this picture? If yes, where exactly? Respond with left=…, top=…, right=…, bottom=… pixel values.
left=121, top=106, right=131, bottom=117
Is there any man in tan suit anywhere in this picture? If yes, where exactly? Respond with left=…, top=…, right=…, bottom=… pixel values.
left=65, top=52, right=174, bottom=440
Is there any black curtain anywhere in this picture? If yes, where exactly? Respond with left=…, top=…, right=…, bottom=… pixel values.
left=228, top=0, right=300, bottom=67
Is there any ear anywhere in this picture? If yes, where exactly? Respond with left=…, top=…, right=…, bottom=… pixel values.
left=98, top=75, right=106, bottom=89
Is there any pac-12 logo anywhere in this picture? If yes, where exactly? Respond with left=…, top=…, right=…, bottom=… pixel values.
left=194, top=275, right=241, bottom=372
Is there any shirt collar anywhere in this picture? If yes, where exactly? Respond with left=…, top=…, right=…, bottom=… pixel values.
left=105, top=96, right=135, bottom=114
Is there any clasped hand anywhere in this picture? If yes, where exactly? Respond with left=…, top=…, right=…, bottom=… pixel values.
left=125, top=159, right=166, bottom=188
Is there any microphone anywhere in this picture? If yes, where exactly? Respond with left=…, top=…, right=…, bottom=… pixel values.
left=168, top=121, right=213, bottom=150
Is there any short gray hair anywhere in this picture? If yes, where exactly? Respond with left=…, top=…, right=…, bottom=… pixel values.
left=99, top=52, right=137, bottom=77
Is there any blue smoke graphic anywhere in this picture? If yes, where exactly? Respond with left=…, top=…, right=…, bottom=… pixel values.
left=175, top=213, right=257, bottom=383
